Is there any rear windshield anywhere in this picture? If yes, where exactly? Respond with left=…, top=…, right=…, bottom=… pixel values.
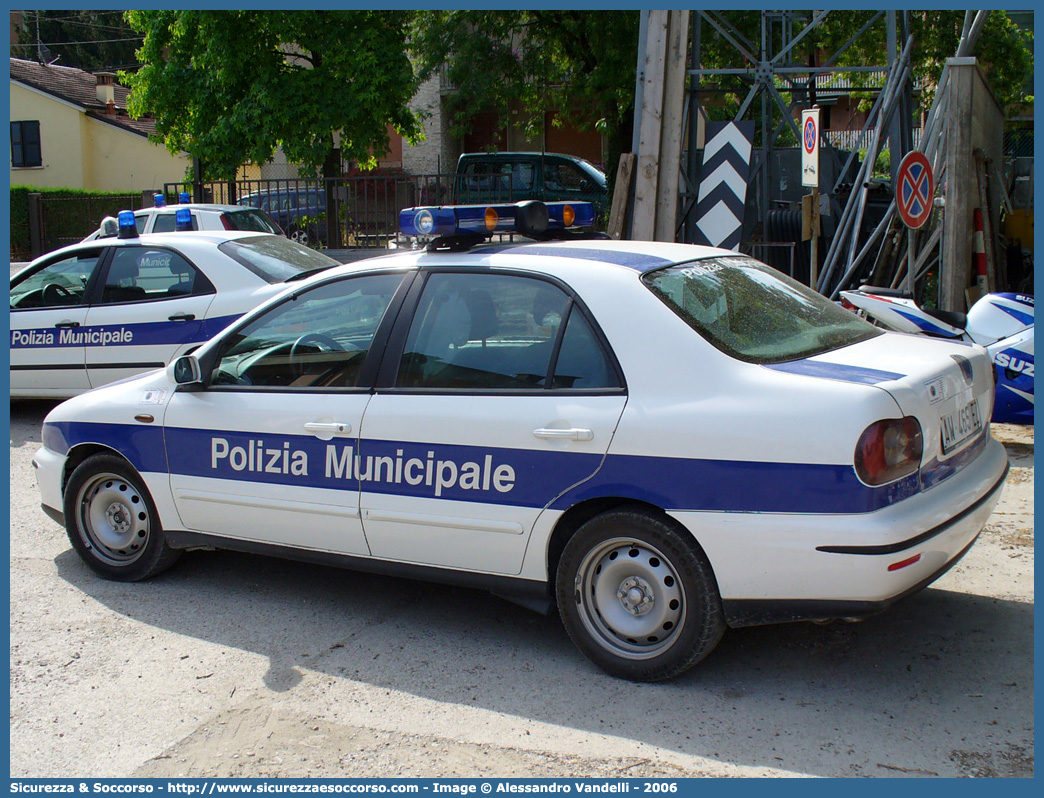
left=642, top=256, right=881, bottom=364
left=218, top=235, right=339, bottom=284
left=223, top=209, right=281, bottom=234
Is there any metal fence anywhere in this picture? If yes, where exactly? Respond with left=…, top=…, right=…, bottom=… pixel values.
left=164, top=174, right=464, bottom=249
left=23, top=192, right=147, bottom=258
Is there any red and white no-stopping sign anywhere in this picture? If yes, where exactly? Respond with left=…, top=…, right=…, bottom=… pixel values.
left=896, top=151, right=935, bottom=229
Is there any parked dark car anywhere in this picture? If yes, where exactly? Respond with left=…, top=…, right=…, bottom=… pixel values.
left=454, top=152, right=608, bottom=218
left=238, top=188, right=327, bottom=247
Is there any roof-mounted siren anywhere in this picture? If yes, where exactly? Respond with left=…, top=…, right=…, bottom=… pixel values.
left=175, top=207, right=193, bottom=232
left=117, top=210, right=138, bottom=239
left=154, top=193, right=166, bottom=208
left=179, top=192, right=190, bottom=204
left=98, top=216, right=119, bottom=238
left=397, top=200, right=596, bottom=250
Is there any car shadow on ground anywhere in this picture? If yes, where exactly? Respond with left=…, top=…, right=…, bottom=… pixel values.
left=53, top=538, right=1034, bottom=778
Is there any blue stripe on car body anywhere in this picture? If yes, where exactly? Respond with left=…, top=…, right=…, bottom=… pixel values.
left=763, top=360, right=905, bottom=385
left=10, top=314, right=242, bottom=350
left=45, top=422, right=950, bottom=516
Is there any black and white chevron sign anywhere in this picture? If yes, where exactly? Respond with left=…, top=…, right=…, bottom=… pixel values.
left=693, top=121, right=755, bottom=250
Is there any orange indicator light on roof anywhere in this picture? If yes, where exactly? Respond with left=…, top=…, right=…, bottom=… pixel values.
left=485, top=207, right=499, bottom=231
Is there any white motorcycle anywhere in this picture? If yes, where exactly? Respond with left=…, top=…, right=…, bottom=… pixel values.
left=840, top=287, right=1034, bottom=425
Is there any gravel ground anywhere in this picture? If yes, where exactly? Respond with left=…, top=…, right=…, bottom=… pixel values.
left=9, top=401, right=1034, bottom=779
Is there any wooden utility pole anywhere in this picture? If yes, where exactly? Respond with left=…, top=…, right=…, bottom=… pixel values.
left=631, top=10, right=689, bottom=242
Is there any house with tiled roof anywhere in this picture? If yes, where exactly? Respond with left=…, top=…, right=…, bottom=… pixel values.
left=9, top=57, right=189, bottom=191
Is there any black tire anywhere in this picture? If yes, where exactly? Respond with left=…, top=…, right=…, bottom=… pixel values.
left=63, top=454, right=180, bottom=581
left=556, top=507, right=725, bottom=681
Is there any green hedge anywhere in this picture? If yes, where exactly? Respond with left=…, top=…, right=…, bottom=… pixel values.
left=10, top=186, right=145, bottom=260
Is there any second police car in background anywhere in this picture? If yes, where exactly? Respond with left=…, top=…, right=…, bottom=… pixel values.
left=33, top=201, right=1009, bottom=681
left=83, top=193, right=284, bottom=241
left=11, top=210, right=338, bottom=397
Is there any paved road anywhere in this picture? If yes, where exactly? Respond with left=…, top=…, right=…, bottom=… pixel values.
left=9, top=400, right=1035, bottom=778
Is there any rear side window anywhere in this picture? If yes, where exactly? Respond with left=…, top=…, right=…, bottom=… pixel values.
left=222, top=209, right=281, bottom=234
left=396, top=272, right=621, bottom=391
left=218, top=235, right=339, bottom=283
left=643, top=256, right=881, bottom=364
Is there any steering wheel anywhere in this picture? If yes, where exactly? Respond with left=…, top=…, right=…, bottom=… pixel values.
left=289, top=333, right=345, bottom=378
left=42, top=283, right=72, bottom=306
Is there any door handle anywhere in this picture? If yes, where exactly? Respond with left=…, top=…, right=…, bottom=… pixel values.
left=168, top=313, right=196, bottom=322
left=304, top=421, right=352, bottom=440
left=533, top=427, right=594, bottom=442
left=54, top=320, right=80, bottom=329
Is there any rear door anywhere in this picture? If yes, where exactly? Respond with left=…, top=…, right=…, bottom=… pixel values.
left=359, top=269, right=627, bottom=575
left=9, top=247, right=106, bottom=394
left=83, top=244, right=217, bottom=388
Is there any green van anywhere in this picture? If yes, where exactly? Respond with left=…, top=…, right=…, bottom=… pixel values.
left=454, top=152, right=608, bottom=217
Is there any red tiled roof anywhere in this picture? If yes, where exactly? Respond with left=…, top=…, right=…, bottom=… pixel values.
left=9, top=57, right=157, bottom=139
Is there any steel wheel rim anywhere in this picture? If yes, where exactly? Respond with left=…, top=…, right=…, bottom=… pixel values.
left=76, top=472, right=150, bottom=566
left=574, top=537, right=686, bottom=660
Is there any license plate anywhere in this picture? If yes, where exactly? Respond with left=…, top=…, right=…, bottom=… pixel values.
left=941, top=397, right=983, bottom=454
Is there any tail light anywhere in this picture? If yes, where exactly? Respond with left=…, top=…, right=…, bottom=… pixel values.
left=219, top=213, right=234, bottom=230
left=854, top=417, right=923, bottom=486
left=840, top=297, right=857, bottom=311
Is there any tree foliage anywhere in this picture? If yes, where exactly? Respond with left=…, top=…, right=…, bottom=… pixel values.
left=122, top=10, right=423, bottom=180
left=410, top=11, right=640, bottom=178
left=13, top=10, right=141, bottom=72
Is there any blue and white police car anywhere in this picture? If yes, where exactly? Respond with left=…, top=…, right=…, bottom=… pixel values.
left=33, top=201, right=1009, bottom=681
left=11, top=210, right=338, bottom=398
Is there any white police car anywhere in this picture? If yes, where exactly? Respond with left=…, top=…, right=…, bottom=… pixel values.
left=83, top=194, right=283, bottom=241
left=11, top=210, right=337, bottom=398
left=33, top=201, right=1009, bottom=681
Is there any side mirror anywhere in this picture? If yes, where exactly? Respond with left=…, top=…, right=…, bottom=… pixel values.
left=170, top=354, right=202, bottom=386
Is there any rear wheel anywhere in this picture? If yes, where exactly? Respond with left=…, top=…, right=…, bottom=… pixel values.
left=556, top=508, right=725, bottom=681
left=63, top=454, right=180, bottom=581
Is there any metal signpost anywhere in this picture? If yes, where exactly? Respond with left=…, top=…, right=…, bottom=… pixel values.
left=801, top=108, right=821, bottom=287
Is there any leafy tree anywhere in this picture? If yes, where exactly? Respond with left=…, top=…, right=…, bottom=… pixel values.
left=122, top=10, right=423, bottom=182
left=410, top=11, right=640, bottom=184
left=13, top=10, right=141, bottom=72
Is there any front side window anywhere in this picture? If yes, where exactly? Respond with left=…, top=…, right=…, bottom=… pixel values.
left=10, top=251, right=101, bottom=309
left=11, top=120, right=42, bottom=167
left=209, top=272, right=405, bottom=389
left=102, top=247, right=214, bottom=304
left=218, top=235, right=338, bottom=283
left=396, top=272, right=621, bottom=391
left=643, top=256, right=881, bottom=364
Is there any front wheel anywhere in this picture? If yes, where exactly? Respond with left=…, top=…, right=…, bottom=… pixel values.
left=556, top=508, right=725, bottom=681
left=63, top=454, right=180, bottom=581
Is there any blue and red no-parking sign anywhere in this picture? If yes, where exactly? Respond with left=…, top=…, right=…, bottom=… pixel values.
left=803, top=116, right=817, bottom=154
left=896, top=151, right=935, bottom=229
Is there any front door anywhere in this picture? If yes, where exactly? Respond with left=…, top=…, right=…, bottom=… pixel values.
left=163, top=271, right=410, bottom=555
left=9, top=247, right=106, bottom=395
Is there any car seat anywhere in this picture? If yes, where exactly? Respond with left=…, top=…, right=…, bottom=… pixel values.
left=102, top=255, right=147, bottom=303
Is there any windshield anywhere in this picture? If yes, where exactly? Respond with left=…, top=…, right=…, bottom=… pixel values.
left=218, top=235, right=338, bottom=284
left=576, top=158, right=607, bottom=188
left=643, top=256, right=881, bottom=363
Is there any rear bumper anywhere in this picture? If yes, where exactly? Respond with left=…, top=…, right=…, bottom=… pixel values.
left=670, top=437, right=1009, bottom=625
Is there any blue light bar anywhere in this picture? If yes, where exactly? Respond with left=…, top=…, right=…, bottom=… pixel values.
left=398, top=201, right=595, bottom=240
left=175, top=207, right=192, bottom=231
left=179, top=192, right=190, bottom=204
left=117, top=210, right=138, bottom=239
left=153, top=193, right=166, bottom=207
